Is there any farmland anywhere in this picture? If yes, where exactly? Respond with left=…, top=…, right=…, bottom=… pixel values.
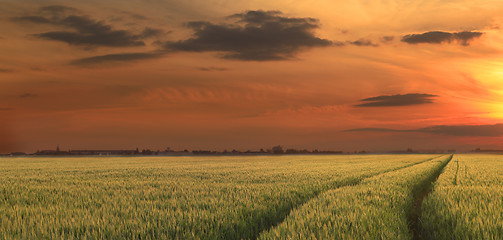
left=421, top=154, right=503, bottom=239
left=0, top=154, right=500, bottom=239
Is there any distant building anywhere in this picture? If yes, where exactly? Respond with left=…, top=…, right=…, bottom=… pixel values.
left=35, top=146, right=67, bottom=155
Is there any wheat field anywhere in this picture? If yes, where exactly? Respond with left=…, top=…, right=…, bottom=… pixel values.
left=0, top=154, right=500, bottom=239
left=421, top=154, right=503, bottom=239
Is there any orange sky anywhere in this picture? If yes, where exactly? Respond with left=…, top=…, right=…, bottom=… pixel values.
left=2, top=0, right=503, bottom=153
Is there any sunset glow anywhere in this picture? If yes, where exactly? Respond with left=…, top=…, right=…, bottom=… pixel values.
left=2, top=0, right=503, bottom=153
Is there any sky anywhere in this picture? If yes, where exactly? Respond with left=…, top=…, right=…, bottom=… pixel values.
left=2, top=0, right=503, bottom=153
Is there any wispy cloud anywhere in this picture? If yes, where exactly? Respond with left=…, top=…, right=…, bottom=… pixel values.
left=0, top=68, right=14, bottom=73
left=380, top=36, right=394, bottom=43
left=347, top=124, right=503, bottom=137
left=401, top=31, right=483, bottom=46
left=19, top=93, right=38, bottom=98
left=197, top=67, right=229, bottom=71
left=355, top=93, right=437, bottom=107
left=71, top=52, right=164, bottom=65
left=347, top=39, right=378, bottom=47
left=12, top=5, right=161, bottom=48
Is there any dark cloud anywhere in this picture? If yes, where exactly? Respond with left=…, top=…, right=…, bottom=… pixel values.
left=0, top=68, right=14, bottom=73
left=401, top=31, right=483, bottom=45
left=12, top=6, right=159, bottom=48
left=346, top=128, right=408, bottom=133
left=418, top=124, right=503, bottom=137
left=381, top=36, right=394, bottom=43
left=163, top=10, right=332, bottom=61
left=19, top=93, right=38, bottom=98
left=39, top=5, right=78, bottom=15
left=140, top=27, right=165, bottom=38
left=347, top=124, right=503, bottom=137
left=198, top=67, right=229, bottom=71
left=71, top=52, right=163, bottom=65
left=0, top=107, right=14, bottom=111
left=348, top=39, right=378, bottom=47
left=29, top=67, right=46, bottom=71
left=355, top=93, right=437, bottom=107
left=35, top=16, right=145, bottom=47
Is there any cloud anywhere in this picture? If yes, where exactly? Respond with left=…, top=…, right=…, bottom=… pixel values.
left=355, top=93, right=437, bottom=107
left=34, top=16, right=145, bottom=47
left=13, top=6, right=159, bottom=48
left=381, top=36, right=394, bottom=43
left=346, top=128, right=409, bottom=133
left=198, top=67, right=229, bottom=71
left=70, top=52, right=163, bottom=65
left=0, top=68, right=14, bottom=73
left=418, top=124, right=503, bottom=137
left=19, top=93, right=38, bottom=98
left=120, top=11, right=148, bottom=20
left=29, top=67, right=46, bottom=71
left=163, top=10, right=332, bottom=61
left=140, top=27, right=165, bottom=38
left=347, top=39, right=378, bottom=47
left=347, top=124, right=503, bottom=137
left=401, top=31, right=483, bottom=45
left=0, top=107, right=14, bottom=111
left=39, top=5, right=78, bottom=15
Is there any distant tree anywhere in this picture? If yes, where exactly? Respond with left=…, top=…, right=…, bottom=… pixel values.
left=285, top=149, right=298, bottom=154
left=272, top=146, right=284, bottom=154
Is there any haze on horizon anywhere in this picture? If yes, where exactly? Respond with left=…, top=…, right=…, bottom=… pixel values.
left=2, top=0, right=503, bottom=154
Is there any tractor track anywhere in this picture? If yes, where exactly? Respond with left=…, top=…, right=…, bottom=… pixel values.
left=252, top=155, right=446, bottom=240
left=407, top=154, right=453, bottom=240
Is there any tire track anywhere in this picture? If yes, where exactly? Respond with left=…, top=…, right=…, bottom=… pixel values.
left=252, top=155, right=446, bottom=240
left=407, top=154, right=453, bottom=240
left=452, top=159, right=459, bottom=185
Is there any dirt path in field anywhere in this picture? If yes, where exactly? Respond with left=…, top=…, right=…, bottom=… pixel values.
left=254, top=155, right=446, bottom=239
left=407, top=154, right=453, bottom=240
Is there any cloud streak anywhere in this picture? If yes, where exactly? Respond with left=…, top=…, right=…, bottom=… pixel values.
left=19, top=93, right=38, bottom=98
left=347, top=124, right=503, bottom=137
left=163, top=10, right=332, bottom=61
left=198, top=67, right=229, bottom=71
left=347, top=39, right=378, bottom=47
left=355, top=93, right=437, bottom=107
left=70, top=52, right=164, bottom=65
left=401, top=31, right=483, bottom=46
left=39, top=5, right=78, bottom=15
left=0, top=68, right=14, bottom=73
left=13, top=5, right=159, bottom=48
